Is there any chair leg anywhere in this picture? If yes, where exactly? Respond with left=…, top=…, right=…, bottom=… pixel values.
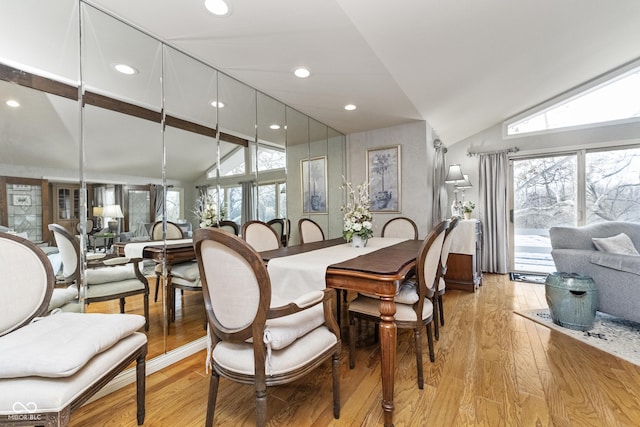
left=349, top=313, right=356, bottom=369
left=205, top=371, right=220, bottom=427
left=426, top=322, right=435, bottom=363
left=413, top=327, right=424, bottom=389
left=136, top=351, right=146, bottom=425
left=119, top=298, right=125, bottom=314
left=438, top=294, right=445, bottom=326
left=255, top=385, right=267, bottom=427
left=432, top=297, right=440, bottom=341
left=332, top=351, right=341, bottom=419
left=154, top=273, right=160, bottom=302
left=143, top=292, right=149, bottom=331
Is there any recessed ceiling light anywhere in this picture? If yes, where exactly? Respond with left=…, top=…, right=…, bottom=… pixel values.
left=113, top=63, right=137, bottom=75
left=293, top=67, right=311, bottom=78
left=210, top=100, right=225, bottom=108
left=270, top=124, right=281, bottom=130
left=344, top=104, right=357, bottom=111
left=204, top=0, right=232, bottom=16
left=6, top=99, right=20, bottom=108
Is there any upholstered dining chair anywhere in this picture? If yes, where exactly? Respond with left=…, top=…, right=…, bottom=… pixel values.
left=215, top=220, right=240, bottom=236
left=298, top=218, right=325, bottom=244
left=241, top=220, right=281, bottom=252
left=267, top=218, right=290, bottom=246
left=0, top=232, right=147, bottom=426
left=433, top=217, right=461, bottom=340
left=151, top=220, right=184, bottom=240
left=152, top=220, right=187, bottom=302
left=193, top=228, right=341, bottom=427
left=348, top=220, right=448, bottom=389
left=48, top=224, right=150, bottom=330
left=381, top=216, right=419, bottom=240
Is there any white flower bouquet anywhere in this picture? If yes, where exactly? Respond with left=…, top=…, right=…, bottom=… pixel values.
left=462, top=200, right=476, bottom=214
left=340, top=179, right=374, bottom=242
left=194, top=194, right=222, bottom=228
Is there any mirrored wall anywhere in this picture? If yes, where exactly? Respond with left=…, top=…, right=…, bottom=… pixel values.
left=0, top=0, right=345, bottom=361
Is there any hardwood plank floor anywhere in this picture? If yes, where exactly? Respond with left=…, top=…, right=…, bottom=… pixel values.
left=70, top=274, right=640, bottom=426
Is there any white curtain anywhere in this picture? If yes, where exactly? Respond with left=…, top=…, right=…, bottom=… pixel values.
left=240, top=180, right=255, bottom=224
left=478, top=151, right=509, bottom=274
left=432, top=139, right=448, bottom=225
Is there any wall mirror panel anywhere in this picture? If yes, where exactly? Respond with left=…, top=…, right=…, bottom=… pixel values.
left=0, top=0, right=345, bottom=366
left=285, top=106, right=310, bottom=245
left=256, top=93, right=287, bottom=226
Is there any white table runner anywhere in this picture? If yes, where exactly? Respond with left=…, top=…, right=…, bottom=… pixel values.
left=267, top=237, right=407, bottom=306
left=123, top=239, right=193, bottom=259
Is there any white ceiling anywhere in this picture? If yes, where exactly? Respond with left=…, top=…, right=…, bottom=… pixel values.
left=85, top=0, right=640, bottom=145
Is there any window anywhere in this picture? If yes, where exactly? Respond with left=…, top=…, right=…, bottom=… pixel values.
left=511, top=145, right=640, bottom=273
left=506, top=64, right=640, bottom=136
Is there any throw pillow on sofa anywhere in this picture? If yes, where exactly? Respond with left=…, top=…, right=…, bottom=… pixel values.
left=592, top=233, right=640, bottom=256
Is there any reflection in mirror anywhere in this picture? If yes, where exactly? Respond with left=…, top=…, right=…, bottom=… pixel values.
left=81, top=3, right=165, bottom=357
left=218, top=73, right=256, bottom=224
left=308, top=118, right=329, bottom=234
left=285, top=107, right=310, bottom=245
left=327, top=128, right=346, bottom=238
left=256, top=93, right=287, bottom=226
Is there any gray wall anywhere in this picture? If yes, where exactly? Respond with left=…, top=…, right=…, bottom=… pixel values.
left=346, top=121, right=434, bottom=239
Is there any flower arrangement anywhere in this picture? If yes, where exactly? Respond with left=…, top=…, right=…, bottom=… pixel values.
left=340, top=179, right=374, bottom=242
left=193, top=194, right=223, bottom=228
left=462, top=200, right=476, bottom=214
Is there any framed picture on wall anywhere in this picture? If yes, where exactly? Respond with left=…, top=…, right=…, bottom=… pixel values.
left=367, top=145, right=401, bottom=212
left=301, top=156, right=328, bottom=213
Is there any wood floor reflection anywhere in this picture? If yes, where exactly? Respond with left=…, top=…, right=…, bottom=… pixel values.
left=72, top=274, right=640, bottom=426
left=85, top=277, right=206, bottom=360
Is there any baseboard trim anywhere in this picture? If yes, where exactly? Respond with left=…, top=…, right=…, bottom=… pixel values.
left=86, top=337, right=207, bottom=404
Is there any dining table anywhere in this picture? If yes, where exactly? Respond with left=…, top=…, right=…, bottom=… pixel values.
left=116, top=234, right=423, bottom=426
left=261, top=237, right=423, bottom=427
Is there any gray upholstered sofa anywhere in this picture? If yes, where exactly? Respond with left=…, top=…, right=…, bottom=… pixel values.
left=549, top=221, right=640, bottom=323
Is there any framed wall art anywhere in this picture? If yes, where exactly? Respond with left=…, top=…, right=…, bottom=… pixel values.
left=301, top=156, right=327, bottom=213
left=366, top=145, right=401, bottom=212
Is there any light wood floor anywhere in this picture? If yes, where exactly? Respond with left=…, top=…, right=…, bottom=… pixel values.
left=71, top=274, right=640, bottom=426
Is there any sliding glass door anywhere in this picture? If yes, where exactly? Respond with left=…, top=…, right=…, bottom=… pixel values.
left=510, top=145, right=640, bottom=273
left=511, top=155, right=577, bottom=273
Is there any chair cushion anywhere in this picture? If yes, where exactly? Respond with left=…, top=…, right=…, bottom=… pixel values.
left=0, top=332, right=146, bottom=414
left=592, top=233, right=639, bottom=255
left=170, top=262, right=200, bottom=281
left=349, top=294, right=433, bottom=322
left=0, top=312, right=145, bottom=378
left=47, top=286, right=78, bottom=312
left=264, top=303, right=325, bottom=351
left=395, top=280, right=419, bottom=304
left=213, top=326, right=337, bottom=377
left=86, top=264, right=138, bottom=284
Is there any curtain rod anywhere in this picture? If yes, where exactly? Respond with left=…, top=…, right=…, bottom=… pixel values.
left=467, top=147, right=519, bottom=157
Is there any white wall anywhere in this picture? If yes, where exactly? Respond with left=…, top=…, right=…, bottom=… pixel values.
left=346, top=121, right=434, bottom=238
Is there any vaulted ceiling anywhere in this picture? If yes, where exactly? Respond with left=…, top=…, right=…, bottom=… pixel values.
left=86, top=0, right=640, bottom=145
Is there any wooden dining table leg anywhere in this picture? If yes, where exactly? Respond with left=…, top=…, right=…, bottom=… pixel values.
left=378, top=294, right=397, bottom=427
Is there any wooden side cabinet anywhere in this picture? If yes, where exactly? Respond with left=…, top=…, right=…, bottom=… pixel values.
left=445, top=219, right=483, bottom=292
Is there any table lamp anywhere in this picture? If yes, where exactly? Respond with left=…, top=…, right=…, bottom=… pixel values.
left=445, top=164, right=465, bottom=217
left=92, top=206, right=103, bottom=230
left=103, top=204, right=124, bottom=234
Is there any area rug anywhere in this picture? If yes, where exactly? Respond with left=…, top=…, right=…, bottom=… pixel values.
left=509, top=272, right=548, bottom=284
left=515, top=308, right=640, bottom=367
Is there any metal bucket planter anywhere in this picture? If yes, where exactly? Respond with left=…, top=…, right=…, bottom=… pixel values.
left=545, top=272, right=598, bottom=331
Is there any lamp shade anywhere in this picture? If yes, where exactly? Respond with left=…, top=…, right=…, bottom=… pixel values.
left=455, top=174, right=473, bottom=189
left=444, top=164, right=465, bottom=183
left=92, top=206, right=103, bottom=216
left=102, top=204, right=124, bottom=218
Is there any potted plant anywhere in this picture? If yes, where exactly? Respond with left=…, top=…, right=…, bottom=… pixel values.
left=462, top=201, right=475, bottom=220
